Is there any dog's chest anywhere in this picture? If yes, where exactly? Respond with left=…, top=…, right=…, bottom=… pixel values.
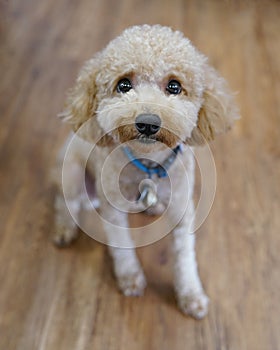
left=89, top=146, right=194, bottom=212
left=119, top=162, right=171, bottom=205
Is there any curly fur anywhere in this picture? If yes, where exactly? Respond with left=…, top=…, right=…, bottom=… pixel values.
left=53, top=25, right=238, bottom=319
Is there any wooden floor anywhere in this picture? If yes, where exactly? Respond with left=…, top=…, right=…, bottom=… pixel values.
left=1, top=0, right=280, bottom=349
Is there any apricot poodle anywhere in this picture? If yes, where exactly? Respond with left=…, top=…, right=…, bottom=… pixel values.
left=53, top=25, right=238, bottom=319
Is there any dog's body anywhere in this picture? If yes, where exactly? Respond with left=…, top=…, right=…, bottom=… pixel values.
left=53, top=25, right=238, bottom=319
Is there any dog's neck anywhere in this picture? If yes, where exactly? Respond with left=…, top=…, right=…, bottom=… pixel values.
left=124, top=144, right=179, bottom=162
left=122, top=144, right=182, bottom=179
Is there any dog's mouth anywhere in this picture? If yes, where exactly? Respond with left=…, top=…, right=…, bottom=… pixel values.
left=116, top=125, right=179, bottom=149
left=138, top=134, right=157, bottom=144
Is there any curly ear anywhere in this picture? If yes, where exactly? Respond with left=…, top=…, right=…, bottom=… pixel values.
left=59, top=58, right=98, bottom=130
left=58, top=57, right=114, bottom=146
left=186, top=67, right=239, bottom=146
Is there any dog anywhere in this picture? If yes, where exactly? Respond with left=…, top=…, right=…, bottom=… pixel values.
left=53, top=25, right=238, bottom=319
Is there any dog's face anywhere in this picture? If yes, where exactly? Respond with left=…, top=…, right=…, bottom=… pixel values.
left=60, top=25, right=238, bottom=151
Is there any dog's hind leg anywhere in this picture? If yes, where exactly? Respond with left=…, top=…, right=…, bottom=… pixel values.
left=52, top=158, right=84, bottom=247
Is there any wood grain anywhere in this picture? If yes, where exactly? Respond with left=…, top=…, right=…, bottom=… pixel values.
left=0, top=0, right=279, bottom=349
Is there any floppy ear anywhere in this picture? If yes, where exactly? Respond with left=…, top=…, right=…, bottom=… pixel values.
left=186, top=66, right=239, bottom=146
left=59, top=57, right=114, bottom=146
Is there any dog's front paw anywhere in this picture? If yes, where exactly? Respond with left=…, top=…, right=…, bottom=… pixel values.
left=117, top=270, right=147, bottom=297
left=178, top=292, right=209, bottom=319
left=53, top=226, right=78, bottom=248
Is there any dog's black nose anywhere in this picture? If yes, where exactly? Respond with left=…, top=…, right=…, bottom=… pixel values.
left=135, top=114, right=161, bottom=136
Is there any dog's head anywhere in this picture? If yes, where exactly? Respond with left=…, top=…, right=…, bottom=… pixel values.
left=60, top=25, right=238, bottom=152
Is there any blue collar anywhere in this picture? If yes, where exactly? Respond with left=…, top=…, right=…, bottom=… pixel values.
left=122, top=144, right=182, bottom=178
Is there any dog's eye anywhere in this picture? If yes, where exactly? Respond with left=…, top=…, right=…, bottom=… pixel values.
left=166, top=80, right=182, bottom=95
left=116, top=78, right=133, bottom=93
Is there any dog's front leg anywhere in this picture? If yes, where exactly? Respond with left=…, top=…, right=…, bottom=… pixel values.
left=172, top=200, right=209, bottom=319
left=100, top=202, right=146, bottom=296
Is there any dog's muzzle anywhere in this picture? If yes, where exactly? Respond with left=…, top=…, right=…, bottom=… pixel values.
left=135, top=114, right=161, bottom=136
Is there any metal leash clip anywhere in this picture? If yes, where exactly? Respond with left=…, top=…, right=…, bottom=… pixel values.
left=138, top=179, right=158, bottom=207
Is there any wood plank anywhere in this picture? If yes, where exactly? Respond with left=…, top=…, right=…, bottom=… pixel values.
left=0, top=0, right=279, bottom=349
